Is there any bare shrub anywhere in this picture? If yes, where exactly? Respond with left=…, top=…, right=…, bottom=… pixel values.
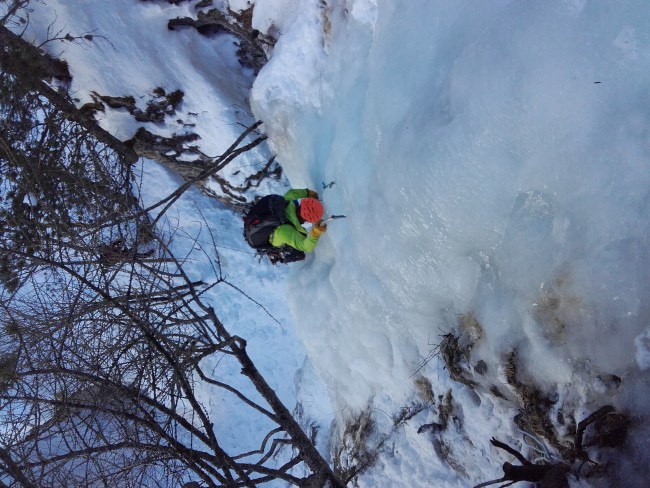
left=333, top=409, right=376, bottom=485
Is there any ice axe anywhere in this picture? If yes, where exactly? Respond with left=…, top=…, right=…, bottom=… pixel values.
left=319, top=182, right=345, bottom=223
left=322, top=215, right=346, bottom=224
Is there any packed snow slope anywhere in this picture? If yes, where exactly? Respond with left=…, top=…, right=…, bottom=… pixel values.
left=23, top=0, right=329, bottom=474
left=249, top=0, right=650, bottom=485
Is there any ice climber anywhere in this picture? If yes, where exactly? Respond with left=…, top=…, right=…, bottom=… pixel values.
left=243, top=188, right=328, bottom=264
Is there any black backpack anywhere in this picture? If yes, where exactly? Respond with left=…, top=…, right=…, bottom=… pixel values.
left=243, top=195, right=289, bottom=249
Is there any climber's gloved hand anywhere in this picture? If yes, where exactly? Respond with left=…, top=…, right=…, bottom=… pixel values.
left=307, top=189, right=319, bottom=199
left=310, top=220, right=328, bottom=237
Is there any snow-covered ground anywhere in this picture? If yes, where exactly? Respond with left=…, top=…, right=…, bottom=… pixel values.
left=23, top=0, right=326, bottom=468
left=25, top=0, right=650, bottom=486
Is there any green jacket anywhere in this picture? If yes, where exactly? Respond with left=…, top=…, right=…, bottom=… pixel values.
left=269, top=189, right=320, bottom=252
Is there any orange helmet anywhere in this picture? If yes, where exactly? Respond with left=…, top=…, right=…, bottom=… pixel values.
left=299, top=198, right=324, bottom=223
